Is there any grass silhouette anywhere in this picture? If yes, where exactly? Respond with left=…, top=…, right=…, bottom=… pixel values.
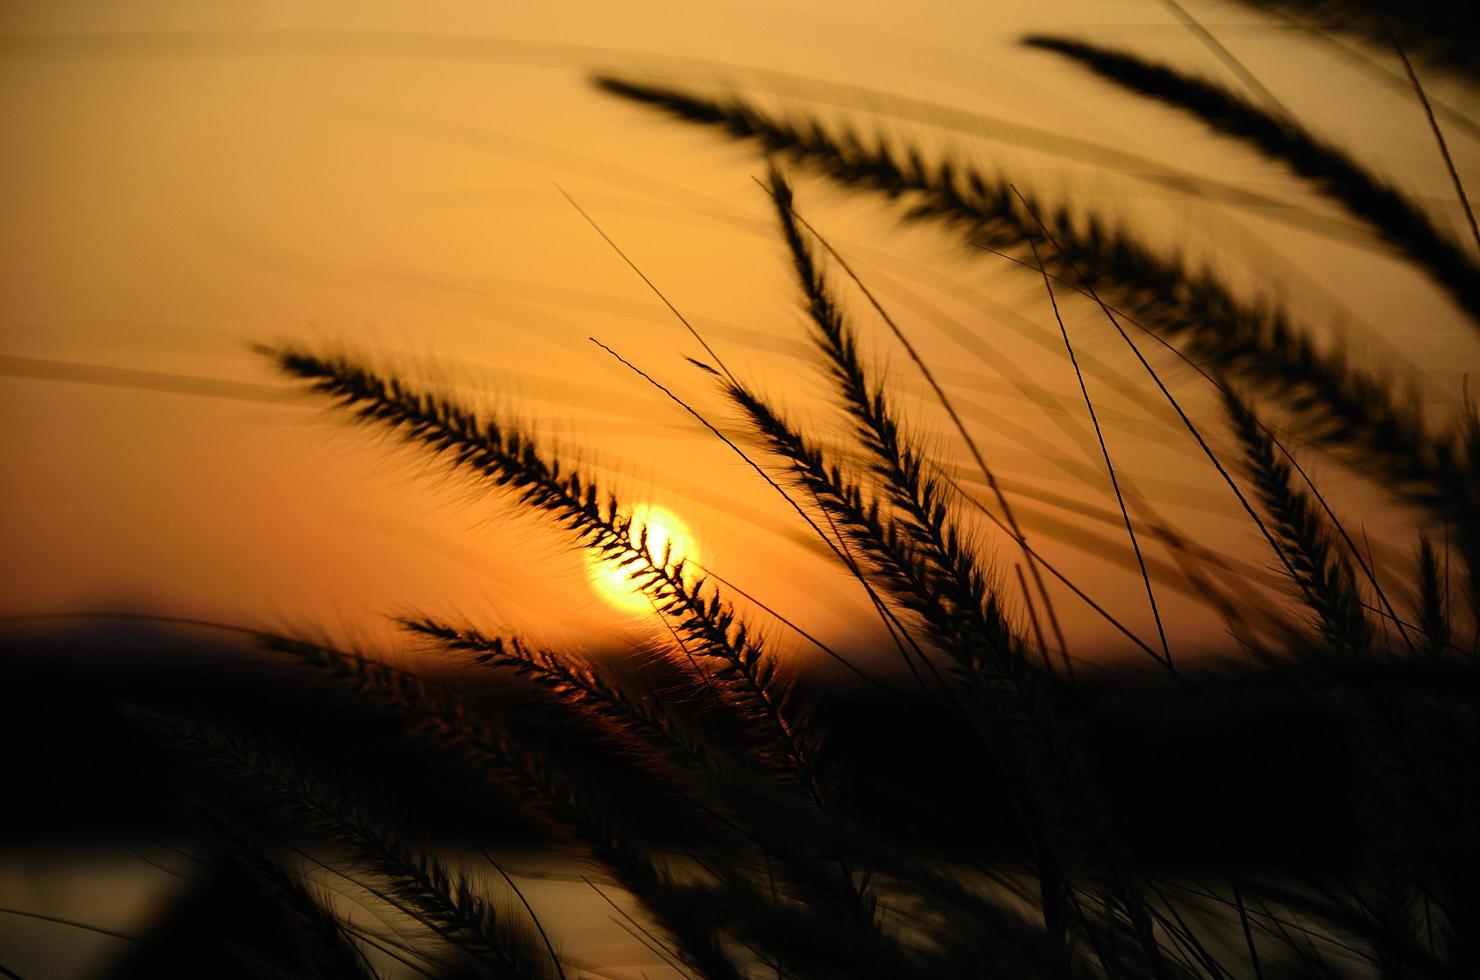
left=7, top=20, right=1480, bottom=980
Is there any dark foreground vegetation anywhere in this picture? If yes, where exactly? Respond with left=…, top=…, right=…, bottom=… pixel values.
left=4, top=622, right=1477, bottom=978
left=5, top=8, right=1480, bottom=978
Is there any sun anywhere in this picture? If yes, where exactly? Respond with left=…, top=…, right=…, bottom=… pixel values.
left=585, top=505, right=699, bottom=616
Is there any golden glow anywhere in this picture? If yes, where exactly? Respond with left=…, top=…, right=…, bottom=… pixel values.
left=2, top=2, right=1464, bottom=658
left=585, top=506, right=698, bottom=617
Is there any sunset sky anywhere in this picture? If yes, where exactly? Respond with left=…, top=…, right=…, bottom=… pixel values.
left=4, top=0, right=1478, bottom=673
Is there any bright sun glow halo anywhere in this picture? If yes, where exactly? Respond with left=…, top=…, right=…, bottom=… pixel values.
left=585, top=505, right=698, bottom=617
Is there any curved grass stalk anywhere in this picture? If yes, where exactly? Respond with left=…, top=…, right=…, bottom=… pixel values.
left=264, top=344, right=819, bottom=808
left=762, top=170, right=1022, bottom=671
left=746, top=174, right=1183, bottom=976
left=1022, top=36, right=1480, bottom=329
left=1223, top=391, right=1372, bottom=654
left=1392, top=39, right=1480, bottom=256
left=592, top=76, right=1463, bottom=522
left=762, top=171, right=1072, bottom=668
left=1023, top=230, right=1175, bottom=671
left=972, top=236, right=1420, bottom=652
left=727, top=382, right=988, bottom=662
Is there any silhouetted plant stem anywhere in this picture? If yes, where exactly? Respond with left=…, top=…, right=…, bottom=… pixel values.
left=593, top=76, right=1462, bottom=519
left=1224, top=392, right=1372, bottom=653
left=1023, top=35, right=1480, bottom=328
left=1023, top=231, right=1175, bottom=672
left=267, top=344, right=817, bottom=807
left=1391, top=38, right=1480, bottom=255
left=760, top=170, right=1071, bottom=670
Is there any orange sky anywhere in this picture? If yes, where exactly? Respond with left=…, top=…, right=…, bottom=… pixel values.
left=3, top=0, right=1478, bottom=673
